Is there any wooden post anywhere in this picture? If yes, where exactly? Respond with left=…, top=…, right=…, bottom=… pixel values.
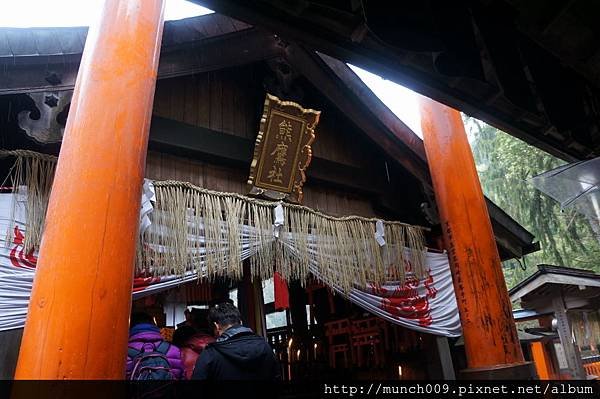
left=0, top=328, right=23, bottom=379
left=436, top=336, right=456, bottom=380
left=552, top=291, right=586, bottom=379
left=253, top=278, right=267, bottom=337
left=14, top=0, right=165, bottom=379
left=239, top=263, right=258, bottom=332
left=289, top=280, right=309, bottom=339
left=531, top=341, right=553, bottom=380
left=420, top=98, right=534, bottom=379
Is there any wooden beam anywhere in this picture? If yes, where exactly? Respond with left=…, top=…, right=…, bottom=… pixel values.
left=316, top=52, right=427, bottom=161
left=0, top=60, right=81, bottom=95
left=541, top=0, right=575, bottom=34
left=149, top=116, right=252, bottom=164
left=521, top=295, right=594, bottom=314
left=284, top=44, right=432, bottom=186
left=149, top=116, right=389, bottom=196
left=0, top=28, right=283, bottom=95
left=487, top=201, right=536, bottom=245
left=157, top=27, right=283, bottom=80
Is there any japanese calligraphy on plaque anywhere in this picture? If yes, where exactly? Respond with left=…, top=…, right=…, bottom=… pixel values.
left=248, top=94, right=321, bottom=203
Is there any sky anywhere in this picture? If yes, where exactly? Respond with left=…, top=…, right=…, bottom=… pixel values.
left=0, top=0, right=213, bottom=27
left=348, top=65, right=423, bottom=138
left=0, top=0, right=424, bottom=138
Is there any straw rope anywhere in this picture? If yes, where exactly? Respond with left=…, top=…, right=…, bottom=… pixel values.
left=0, top=150, right=428, bottom=291
left=147, top=180, right=427, bottom=291
left=0, top=150, right=57, bottom=252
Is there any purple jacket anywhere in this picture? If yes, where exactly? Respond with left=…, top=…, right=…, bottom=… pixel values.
left=126, top=323, right=184, bottom=380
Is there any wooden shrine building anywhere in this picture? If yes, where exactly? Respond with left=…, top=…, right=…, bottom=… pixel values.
left=510, top=265, right=600, bottom=380
left=0, top=1, right=559, bottom=381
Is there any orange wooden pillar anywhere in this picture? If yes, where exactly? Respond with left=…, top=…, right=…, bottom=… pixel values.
left=14, top=0, right=165, bottom=379
left=531, top=341, right=554, bottom=380
left=419, top=98, right=535, bottom=379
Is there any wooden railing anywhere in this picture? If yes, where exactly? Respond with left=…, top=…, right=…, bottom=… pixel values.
left=583, top=355, right=600, bottom=378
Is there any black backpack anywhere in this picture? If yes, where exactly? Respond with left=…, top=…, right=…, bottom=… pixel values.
left=128, top=341, right=175, bottom=380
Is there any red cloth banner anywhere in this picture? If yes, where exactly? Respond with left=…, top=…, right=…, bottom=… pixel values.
left=273, top=271, right=290, bottom=311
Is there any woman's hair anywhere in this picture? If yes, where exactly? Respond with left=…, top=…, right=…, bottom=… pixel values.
left=172, top=325, right=197, bottom=347
left=190, top=308, right=210, bottom=332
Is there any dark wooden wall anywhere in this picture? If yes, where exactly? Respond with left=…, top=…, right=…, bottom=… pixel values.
left=153, top=67, right=264, bottom=141
left=146, top=151, right=376, bottom=217
left=149, top=64, right=424, bottom=221
left=152, top=64, right=380, bottom=171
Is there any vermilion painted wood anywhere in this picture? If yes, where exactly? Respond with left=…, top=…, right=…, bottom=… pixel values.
left=14, top=0, right=165, bottom=379
left=420, top=98, right=525, bottom=369
left=531, top=341, right=553, bottom=380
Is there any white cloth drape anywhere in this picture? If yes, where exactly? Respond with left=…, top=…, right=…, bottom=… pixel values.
left=0, top=184, right=461, bottom=337
left=0, top=191, right=34, bottom=331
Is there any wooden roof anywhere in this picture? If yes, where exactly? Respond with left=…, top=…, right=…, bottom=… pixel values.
left=0, top=14, right=274, bottom=95
left=190, top=0, right=600, bottom=161
left=509, top=265, right=600, bottom=311
left=0, top=14, right=249, bottom=58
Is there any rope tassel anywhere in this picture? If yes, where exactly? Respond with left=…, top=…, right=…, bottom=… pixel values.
left=0, top=150, right=428, bottom=292
left=147, top=181, right=427, bottom=291
left=0, top=150, right=57, bottom=252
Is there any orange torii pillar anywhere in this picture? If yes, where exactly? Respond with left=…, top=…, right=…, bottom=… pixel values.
left=15, top=0, right=165, bottom=379
left=420, top=98, right=535, bottom=379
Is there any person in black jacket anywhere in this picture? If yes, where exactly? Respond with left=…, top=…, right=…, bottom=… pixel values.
left=191, top=302, right=281, bottom=381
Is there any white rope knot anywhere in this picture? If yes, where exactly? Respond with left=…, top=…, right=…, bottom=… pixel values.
left=375, top=219, right=386, bottom=246
left=273, top=202, right=284, bottom=239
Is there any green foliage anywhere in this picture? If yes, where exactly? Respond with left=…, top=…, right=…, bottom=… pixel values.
left=464, top=116, right=600, bottom=288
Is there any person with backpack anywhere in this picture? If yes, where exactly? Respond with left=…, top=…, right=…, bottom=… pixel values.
left=126, top=312, right=185, bottom=380
left=191, top=302, right=281, bottom=380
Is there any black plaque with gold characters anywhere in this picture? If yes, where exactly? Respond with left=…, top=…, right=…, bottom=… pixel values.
left=248, top=93, right=320, bottom=203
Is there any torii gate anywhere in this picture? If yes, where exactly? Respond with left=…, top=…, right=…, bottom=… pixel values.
left=14, top=0, right=533, bottom=379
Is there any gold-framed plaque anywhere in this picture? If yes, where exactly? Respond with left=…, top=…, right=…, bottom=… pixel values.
left=248, top=93, right=321, bottom=203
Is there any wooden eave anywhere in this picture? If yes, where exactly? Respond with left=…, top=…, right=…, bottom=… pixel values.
left=509, top=265, right=600, bottom=311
